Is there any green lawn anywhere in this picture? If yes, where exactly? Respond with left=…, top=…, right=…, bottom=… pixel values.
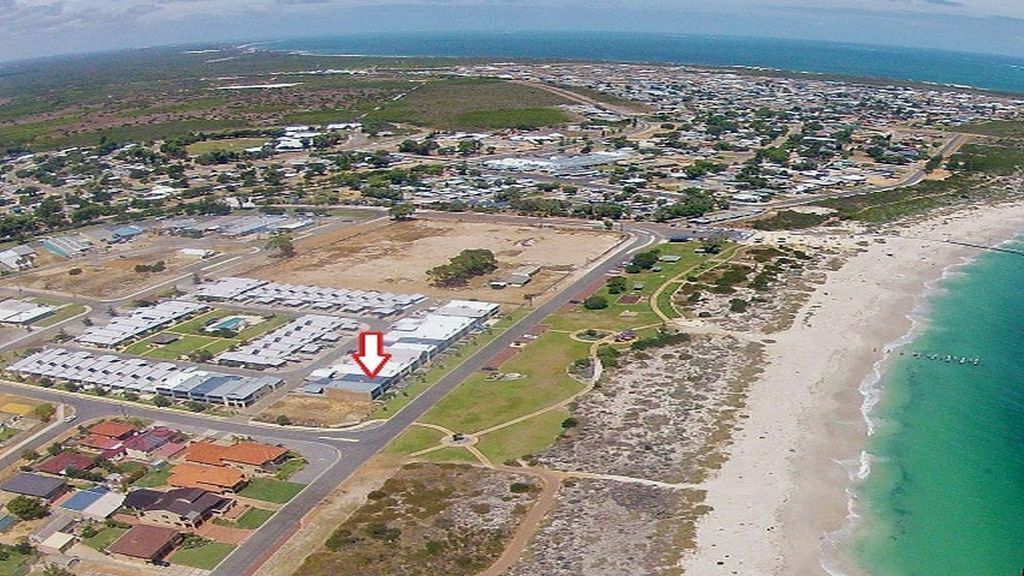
left=384, top=426, right=446, bottom=456
left=274, top=457, right=307, bottom=480
left=453, top=107, right=572, bottom=130
left=364, top=77, right=572, bottom=130
left=122, top=311, right=289, bottom=360
left=170, top=542, right=236, bottom=570
left=547, top=242, right=705, bottom=332
left=475, top=408, right=570, bottom=464
left=369, top=308, right=528, bottom=419
left=186, top=137, right=267, bottom=155
left=0, top=549, right=32, bottom=576
left=83, top=526, right=127, bottom=551
left=234, top=507, right=274, bottom=529
left=420, top=332, right=589, bottom=434
left=239, top=478, right=304, bottom=504
left=136, top=334, right=221, bottom=360
left=132, top=464, right=173, bottom=488
left=33, top=304, right=87, bottom=327
left=418, top=447, right=479, bottom=464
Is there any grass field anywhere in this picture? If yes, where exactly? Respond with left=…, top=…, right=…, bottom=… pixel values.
left=239, top=478, right=304, bottom=504
left=186, top=137, right=267, bottom=155
left=33, top=303, right=87, bottom=327
left=418, top=447, right=479, bottom=464
left=385, top=426, right=447, bottom=456
left=363, top=77, right=573, bottom=130
left=274, top=457, right=307, bottom=480
left=171, top=542, right=236, bottom=570
left=952, top=120, right=1024, bottom=138
left=475, top=408, right=570, bottom=464
left=420, top=332, right=589, bottom=434
left=83, top=526, right=128, bottom=550
left=217, top=506, right=274, bottom=529
left=37, top=119, right=247, bottom=150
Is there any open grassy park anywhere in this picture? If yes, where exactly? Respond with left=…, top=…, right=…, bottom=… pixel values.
left=389, top=240, right=734, bottom=464
left=186, top=137, right=267, bottom=155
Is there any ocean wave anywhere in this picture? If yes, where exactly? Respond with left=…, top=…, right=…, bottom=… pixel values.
left=817, top=242, right=1002, bottom=576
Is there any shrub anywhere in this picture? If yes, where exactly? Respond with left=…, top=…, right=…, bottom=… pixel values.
left=68, top=268, right=82, bottom=276
left=583, top=295, right=609, bottom=310
left=561, top=417, right=578, bottom=429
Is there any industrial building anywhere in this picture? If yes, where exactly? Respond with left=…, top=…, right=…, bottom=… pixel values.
left=193, top=276, right=425, bottom=317
left=0, top=299, right=55, bottom=325
left=40, top=235, right=93, bottom=258
left=0, top=245, right=35, bottom=271
left=304, top=299, right=500, bottom=400
left=77, top=300, right=207, bottom=348
left=6, top=348, right=281, bottom=407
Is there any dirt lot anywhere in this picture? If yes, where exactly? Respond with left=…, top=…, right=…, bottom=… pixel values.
left=3, top=234, right=251, bottom=299
left=248, top=219, right=622, bottom=305
left=259, top=395, right=373, bottom=427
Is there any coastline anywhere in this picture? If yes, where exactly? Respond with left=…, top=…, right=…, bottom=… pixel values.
left=683, top=201, right=1024, bottom=576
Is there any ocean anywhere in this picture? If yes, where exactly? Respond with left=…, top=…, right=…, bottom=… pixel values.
left=848, top=240, right=1024, bottom=575
left=265, top=31, right=1024, bottom=94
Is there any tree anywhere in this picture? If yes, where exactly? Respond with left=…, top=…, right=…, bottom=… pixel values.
left=606, top=276, right=628, bottom=295
left=388, top=203, right=415, bottom=221
left=583, top=295, right=609, bottom=310
left=32, top=403, right=55, bottom=421
left=265, top=234, right=295, bottom=258
left=43, top=565, right=75, bottom=576
left=426, top=249, right=498, bottom=287
left=275, top=415, right=292, bottom=426
left=7, top=496, right=48, bottom=520
left=152, top=395, right=172, bottom=408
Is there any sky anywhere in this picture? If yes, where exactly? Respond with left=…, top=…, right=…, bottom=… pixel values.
left=2, top=0, right=1024, bottom=63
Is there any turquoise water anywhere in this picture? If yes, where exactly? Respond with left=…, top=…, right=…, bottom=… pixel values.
left=853, top=239, right=1024, bottom=575
left=266, top=32, right=1024, bottom=94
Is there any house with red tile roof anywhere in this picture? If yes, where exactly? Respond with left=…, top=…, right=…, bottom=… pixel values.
left=88, top=420, right=137, bottom=440
left=106, top=524, right=180, bottom=562
left=77, top=435, right=126, bottom=459
left=183, top=441, right=289, bottom=476
left=168, top=463, right=246, bottom=494
left=123, top=427, right=178, bottom=460
left=35, top=451, right=96, bottom=477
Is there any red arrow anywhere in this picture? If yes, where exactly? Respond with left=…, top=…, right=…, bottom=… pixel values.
left=352, top=332, right=391, bottom=379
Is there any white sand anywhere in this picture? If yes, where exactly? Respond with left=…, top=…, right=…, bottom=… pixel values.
left=684, top=202, right=1024, bottom=576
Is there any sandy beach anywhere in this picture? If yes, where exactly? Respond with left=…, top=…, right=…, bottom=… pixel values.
left=684, top=202, right=1024, bottom=576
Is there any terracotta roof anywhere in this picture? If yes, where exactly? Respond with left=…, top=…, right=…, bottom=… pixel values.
left=223, top=442, right=288, bottom=466
left=184, top=441, right=288, bottom=467
left=107, top=524, right=179, bottom=559
left=78, top=434, right=123, bottom=451
left=169, top=463, right=245, bottom=490
left=36, top=451, right=95, bottom=476
left=183, top=442, right=228, bottom=467
left=88, top=420, right=137, bottom=439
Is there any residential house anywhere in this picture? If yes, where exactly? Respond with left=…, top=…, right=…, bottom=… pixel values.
left=168, top=463, right=246, bottom=494
left=0, top=473, right=68, bottom=501
left=107, top=524, right=181, bottom=563
left=184, top=441, right=289, bottom=476
left=123, top=427, right=178, bottom=461
left=136, top=487, right=233, bottom=528
left=35, top=451, right=96, bottom=477
left=88, top=420, right=138, bottom=440
left=78, top=434, right=126, bottom=460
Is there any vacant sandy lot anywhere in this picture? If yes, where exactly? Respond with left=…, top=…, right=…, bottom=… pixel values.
left=4, top=234, right=251, bottom=299
left=249, top=219, right=622, bottom=304
left=261, top=395, right=373, bottom=427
